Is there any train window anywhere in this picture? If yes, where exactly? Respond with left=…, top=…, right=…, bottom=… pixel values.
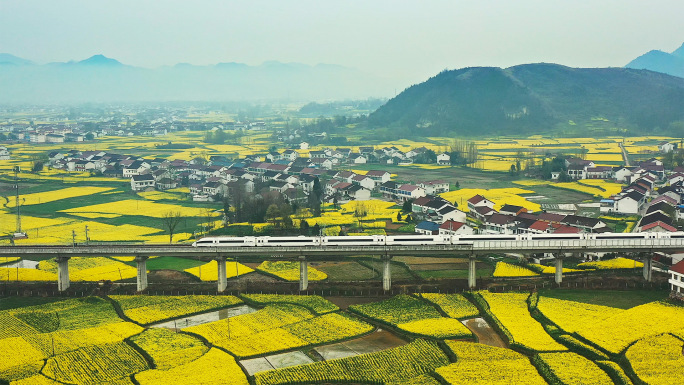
left=327, top=238, right=375, bottom=242
left=267, top=239, right=315, bottom=243
left=390, top=238, right=435, bottom=242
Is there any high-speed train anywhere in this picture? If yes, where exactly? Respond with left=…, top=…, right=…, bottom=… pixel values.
left=192, top=231, right=684, bottom=247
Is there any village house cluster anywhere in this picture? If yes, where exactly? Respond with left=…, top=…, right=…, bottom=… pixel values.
left=44, top=146, right=450, bottom=209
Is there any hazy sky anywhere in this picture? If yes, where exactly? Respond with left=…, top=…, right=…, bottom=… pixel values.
left=1, top=0, right=683, bottom=85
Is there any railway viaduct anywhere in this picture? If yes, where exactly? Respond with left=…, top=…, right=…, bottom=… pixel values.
left=1, top=236, right=681, bottom=292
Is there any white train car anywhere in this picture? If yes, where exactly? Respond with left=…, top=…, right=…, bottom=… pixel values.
left=385, top=234, right=450, bottom=245
left=192, top=236, right=257, bottom=247
left=322, top=235, right=385, bottom=246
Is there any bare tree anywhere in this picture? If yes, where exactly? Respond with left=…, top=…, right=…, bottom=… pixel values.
left=161, top=211, right=183, bottom=243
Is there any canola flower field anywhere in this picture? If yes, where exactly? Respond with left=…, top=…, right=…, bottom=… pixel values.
left=0, top=291, right=682, bottom=384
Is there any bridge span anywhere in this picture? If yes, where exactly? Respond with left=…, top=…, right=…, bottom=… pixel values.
left=1, top=235, right=681, bottom=292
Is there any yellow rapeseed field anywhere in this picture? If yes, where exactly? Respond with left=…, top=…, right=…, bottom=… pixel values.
left=0, top=268, right=57, bottom=281
left=185, top=304, right=314, bottom=344
left=135, top=348, right=249, bottom=385
left=440, top=188, right=540, bottom=213
left=478, top=292, right=567, bottom=352
left=0, top=212, right=72, bottom=233
left=0, top=337, right=45, bottom=382
left=39, top=257, right=138, bottom=281
left=184, top=261, right=254, bottom=281
left=419, top=293, right=479, bottom=319
left=111, top=295, right=243, bottom=325
left=578, top=179, right=624, bottom=197
left=26, top=322, right=144, bottom=356
left=536, top=297, right=623, bottom=334
left=6, top=186, right=114, bottom=207
left=577, top=302, right=684, bottom=354
left=492, top=262, right=539, bottom=277
left=626, top=334, right=684, bottom=385
left=513, top=180, right=551, bottom=186
left=129, top=328, right=208, bottom=370
left=12, top=221, right=164, bottom=245
left=257, top=261, right=327, bottom=281
left=398, top=317, right=472, bottom=339
left=577, top=257, right=643, bottom=269
left=437, top=341, right=547, bottom=384
left=536, top=352, right=613, bottom=385
left=137, top=191, right=187, bottom=201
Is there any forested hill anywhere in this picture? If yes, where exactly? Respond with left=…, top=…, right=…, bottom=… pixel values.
left=367, top=64, right=684, bottom=138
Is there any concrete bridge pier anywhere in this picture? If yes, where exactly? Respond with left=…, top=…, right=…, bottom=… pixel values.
left=642, top=254, right=653, bottom=282
left=299, top=256, right=308, bottom=291
left=468, top=256, right=477, bottom=289
left=382, top=256, right=392, bottom=291
left=135, top=256, right=148, bottom=292
left=56, top=256, right=70, bottom=292
left=216, top=256, right=227, bottom=292
left=554, top=257, right=564, bottom=285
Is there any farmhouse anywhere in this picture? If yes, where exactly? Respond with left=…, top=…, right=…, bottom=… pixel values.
left=437, top=153, right=451, bottom=165
left=438, top=220, right=473, bottom=235
left=467, top=195, right=495, bottom=211
left=418, top=180, right=450, bottom=195
left=415, top=221, right=440, bottom=235
left=130, top=174, right=155, bottom=191
left=669, top=260, right=684, bottom=298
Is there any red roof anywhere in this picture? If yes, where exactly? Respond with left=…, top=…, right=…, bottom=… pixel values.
left=400, top=184, right=420, bottom=192
left=671, top=260, right=684, bottom=275
left=439, top=220, right=465, bottom=231
left=529, top=220, right=550, bottom=232
left=468, top=194, right=486, bottom=204
left=641, top=221, right=677, bottom=232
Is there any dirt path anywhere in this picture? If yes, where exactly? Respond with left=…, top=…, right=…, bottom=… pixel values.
left=462, top=317, right=507, bottom=348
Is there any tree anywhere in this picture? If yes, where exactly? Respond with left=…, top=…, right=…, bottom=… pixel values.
left=222, top=195, right=232, bottom=225
left=509, top=164, right=517, bottom=175
left=300, top=219, right=310, bottom=235
left=397, top=212, right=402, bottom=221
left=202, top=209, right=216, bottom=232
left=354, top=202, right=368, bottom=219
left=266, top=204, right=280, bottom=226
left=161, top=211, right=183, bottom=244
left=402, top=199, right=413, bottom=212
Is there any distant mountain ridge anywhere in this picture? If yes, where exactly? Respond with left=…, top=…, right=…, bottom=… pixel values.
left=0, top=54, right=393, bottom=103
left=625, top=42, right=684, bottom=78
left=0, top=53, right=34, bottom=66
left=368, top=63, right=684, bottom=137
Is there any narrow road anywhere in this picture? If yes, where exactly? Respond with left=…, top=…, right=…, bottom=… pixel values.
left=619, top=142, right=630, bottom=166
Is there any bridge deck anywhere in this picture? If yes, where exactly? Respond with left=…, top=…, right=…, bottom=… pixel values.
left=0, top=237, right=682, bottom=259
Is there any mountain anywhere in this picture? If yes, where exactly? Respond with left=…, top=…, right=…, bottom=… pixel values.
left=77, top=54, right=125, bottom=67
left=0, top=55, right=393, bottom=103
left=0, top=53, right=33, bottom=66
left=625, top=43, right=684, bottom=78
left=368, top=64, right=684, bottom=137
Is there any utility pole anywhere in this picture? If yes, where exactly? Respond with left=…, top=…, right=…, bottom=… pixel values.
left=72, top=230, right=76, bottom=247
left=85, top=225, right=89, bottom=245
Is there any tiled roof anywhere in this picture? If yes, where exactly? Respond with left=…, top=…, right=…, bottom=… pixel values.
left=671, top=260, right=684, bottom=275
